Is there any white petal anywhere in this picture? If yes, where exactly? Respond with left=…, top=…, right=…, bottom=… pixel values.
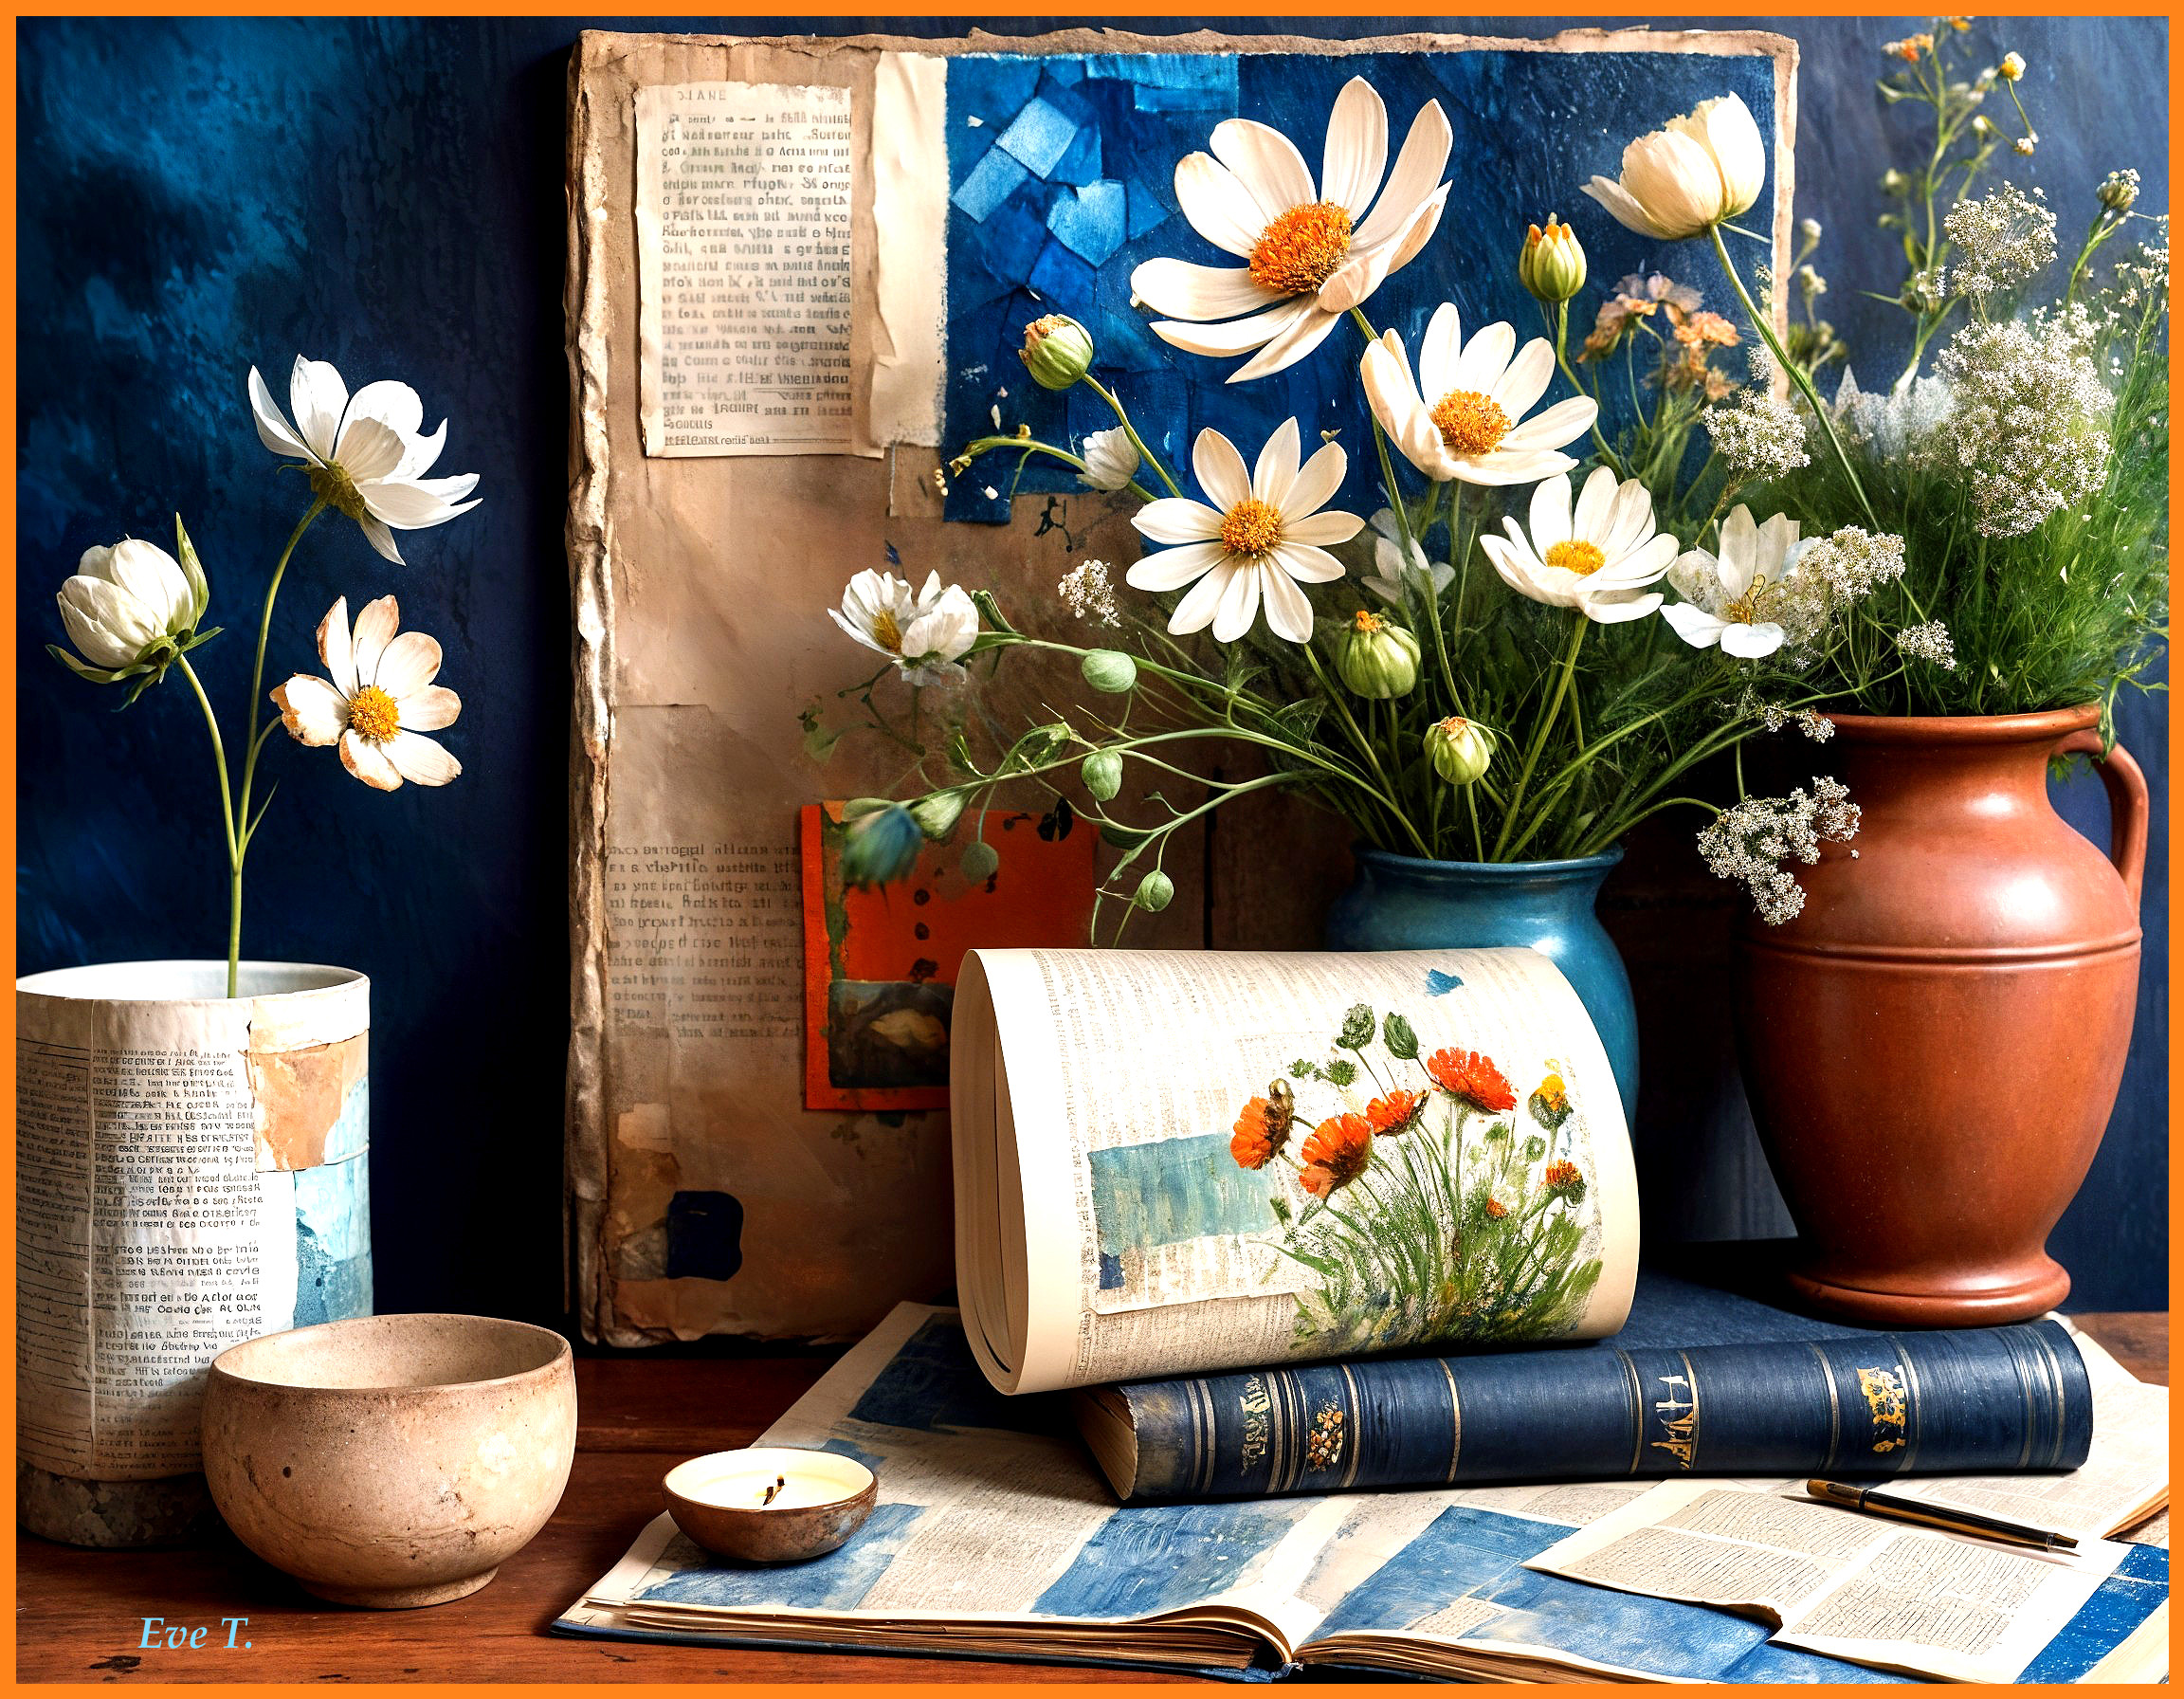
left=1528, top=474, right=1574, bottom=554
left=1755, top=511, right=1802, bottom=582
left=270, top=674, right=350, bottom=746
left=1132, top=498, right=1226, bottom=544
left=1320, top=183, right=1447, bottom=316
left=358, top=514, right=405, bottom=564
left=351, top=594, right=400, bottom=683
left=1572, top=466, right=1622, bottom=543
left=1716, top=506, right=1760, bottom=597
left=1267, top=540, right=1348, bottom=583
left=57, top=585, right=140, bottom=667
left=1251, top=418, right=1301, bottom=507
left=1659, top=601, right=1728, bottom=648
left=1611, top=531, right=1682, bottom=586
left=1167, top=561, right=1239, bottom=635
left=1720, top=620, right=1786, bottom=659
left=1283, top=441, right=1349, bottom=521
left=1582, top=174, right=1666, bottom=240
left=1172, top=152, right=1267, bottom=258
left=1491, top=338, right=1556, bottom=421
left=1260, top=562, right=1315, bottom=643
left=391, top=419, right=449, bottom=482
left=409, top=471, right=478, bottom=503
left=1354, top=99, right=1451, bottom=250
left=1600, top=480, right=1659, bottom=560
left=382, top=730, right=462, bottom=787
left=1499, top=394, right=1600, bottom=453
left=1150, top=299, right=1311, bottom=359
left=1453, top=448, right=1577, bottom=487
left=317, top=596, right=357, bottom=697
left=1130, top=257, right=1279, bottom=322
left=1208, top=556, right=1265, bottom=642
left=289, top=356, right=350, bottom=464
left=1578, top=589, right=1665, bottom=625
left=247, top=366, right=313, bottom=460
left=372, top=629, right=443, bottom=696
left=358, top=479, right=476, bottom=529
left=1450, top=321, right=1517, bottom=396
left=1481, top=534, right=1551, bottom=606
left=399, top=684, right=462, bottom=732
left=1189, top=428, right=1252, bottom=511
left=1126, top=539, right=1227, bottom=593
left=1320, top=78, right=1389, bottom=217
left=1210, top=118, right=1317, bottom=222
left=333, top=415, right=407, bottom=484
left=338, top=727, right=403, bottom=791
left=342, top=378, right=425, bottom=445
left=1416, top=303, right=1464, bottom=403
left=1227, top=305, right=1340, bottom=383
left=103, top=539, right=191, bottom=633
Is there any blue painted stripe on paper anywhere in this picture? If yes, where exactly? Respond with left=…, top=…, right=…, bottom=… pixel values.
left=2018, top=1542, right=2169, bottom=1683
left=292, top=1151, right=373, bottom=1326
left=1087, top=1134, right=1279, bottom=1270
left=636, top=1502, right=925, bottom=1612
left=1030, top=1497, right=1308, bottom=1620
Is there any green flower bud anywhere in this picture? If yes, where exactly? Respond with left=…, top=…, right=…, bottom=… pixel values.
left=1518, top=216, right=1587, bottom=304
left=1082, top=749, right=1124, bottom=801
left=1018, top=314, right=1095, bottom=392
left=1133, top=868, right=1174, bottom=912
left=1080, top=649, right=1138, bottom=694
left=2098, top=170, right=2139, bottom=213
left=959, top=838, right=1000, bottom=883
left=1880, top=168, right=1911, bottom=195
left=1335, top=610, right=1421, bottom=700
left=841, top=804, right=923, bottom=888
left=909, top=791, right=966, bottom=840
left=1424, top=716, right=1493, bottom=787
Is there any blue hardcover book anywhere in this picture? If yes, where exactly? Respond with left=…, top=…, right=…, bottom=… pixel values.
left=1078, top=1258, right=2095, bottom=1502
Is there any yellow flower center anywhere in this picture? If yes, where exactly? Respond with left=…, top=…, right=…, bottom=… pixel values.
left=348, top=684, right=402, bottom=742
left=1249, top=201, right=1354, bottom=297
left=1352, top=609, right=1385, bottom=632
left=1723, top=582, right=1775, bottom=625
left=1544, top=540, right=1608, bottom=576
left=869, top=609, right=903, bottom=653
left=307, top=461, right=368, bottom=521
left=1220, top=498, right=1285, bottom=559
left=1429, top=390, right=1512, bottom=458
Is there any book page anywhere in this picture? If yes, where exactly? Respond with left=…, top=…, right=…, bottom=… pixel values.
left=1526, top=1480, right=2124, bottom=1682
left=635, top=81, right=859, bottom=456
left=955, top=946, right=1638, bottom=1393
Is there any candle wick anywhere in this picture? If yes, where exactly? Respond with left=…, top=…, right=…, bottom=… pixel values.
left=761, top=1473, right=787, bottom=1507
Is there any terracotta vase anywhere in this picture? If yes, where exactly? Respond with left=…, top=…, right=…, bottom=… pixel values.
left=1734, top=704, right=2146, bottom=1326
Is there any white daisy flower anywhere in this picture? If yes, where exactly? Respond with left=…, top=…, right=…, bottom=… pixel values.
left=270, top=595, right=462, bottom=791
left=1660, top=505, right=1805, bottom=657
left=248, top=356, right=481, bottom=564
left=1479, top=468, right=1680, bottom=625
left=1130, top=77, right=1452, bottom=384
left=1583, top=94, right=1768, bottom=242
left=1362, top=303, right=1599, bottom=486
left=1126, top=420, right=1364, bottom=644
left=830, top=569, right=980, bottom=685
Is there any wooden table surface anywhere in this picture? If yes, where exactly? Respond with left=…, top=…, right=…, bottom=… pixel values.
left=18, top=1315, right=2167, bottom=1684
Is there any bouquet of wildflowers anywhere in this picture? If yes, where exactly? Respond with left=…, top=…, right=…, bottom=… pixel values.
left=810, top=65, right=2084, bottom=930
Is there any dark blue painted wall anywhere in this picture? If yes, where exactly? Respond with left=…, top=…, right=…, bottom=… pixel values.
left=17, top=16, right=2167, bottom=1314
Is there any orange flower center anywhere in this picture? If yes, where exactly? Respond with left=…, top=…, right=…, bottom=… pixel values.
left=1352, top=609, right=1385, bottom=632
left=1544, top=540, right=1608, bottom=577
left=1220, top=498, right=1285, bottom=558
left=1429, top=390, right=1512, bottom=457
left=348, top=684, right=401, bottom=742
left=1249, top=200, right=1354, bottom=296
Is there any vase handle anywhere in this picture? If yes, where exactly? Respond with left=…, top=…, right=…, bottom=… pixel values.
left=2058, top=730, right=2147, bottom=913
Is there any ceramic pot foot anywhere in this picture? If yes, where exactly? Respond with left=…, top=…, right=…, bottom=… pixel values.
left=301, top=1568, right=499, bottom=1610
left=1784, top=1255, right=2070, bottom=1327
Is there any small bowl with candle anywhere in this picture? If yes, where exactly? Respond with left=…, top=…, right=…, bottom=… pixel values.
left=663, top=1446, right=878, bottom=1563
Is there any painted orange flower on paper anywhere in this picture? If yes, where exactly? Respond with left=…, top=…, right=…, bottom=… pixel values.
left=1297, top=1113, right=1374, bottom=1197
left=1229, top=1084, right=1296, bottom=1170
left=1425, top=1047, right=1518, bottom=1114
left=1365, top=1088, right=1425, bottom=1136
left=1542, top=1158, right=1588, bottom=1204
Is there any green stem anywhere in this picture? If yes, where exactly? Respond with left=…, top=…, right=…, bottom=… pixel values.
left=1490, top=616, right=1586, bottom=860
left=176, top=654, right=242, bottom=996
left=956, top=433, right=1155, bottom=503
left=1083, top=375, right=1182, bottom=498
left=1710, top=225, right=1877, bottom=528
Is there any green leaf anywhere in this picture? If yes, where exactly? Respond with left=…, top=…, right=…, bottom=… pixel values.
left=46, top=645, right=125, bottom=685
left=1337, top=1002, right=1375, bottom=1050
left=1383, top=1011, right=1419, bottom=1060
left=174, top=513, right=210, bottom=625
left=1324, top=1056, right=1356, bottom=1088
left=177, top=626, right=224, bottom=653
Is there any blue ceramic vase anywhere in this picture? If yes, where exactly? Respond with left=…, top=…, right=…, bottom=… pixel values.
left=1323, top=846, right=1639, bottom=1125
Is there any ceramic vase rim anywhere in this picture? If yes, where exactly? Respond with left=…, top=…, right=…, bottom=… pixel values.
left=1349, top=843, right=1625, bottom=878
left=15, top=959, right=366, bottom=1005
left=209, top=1312, right=573, bottom=1397
left=1821, top=702, right=2101, bottom=746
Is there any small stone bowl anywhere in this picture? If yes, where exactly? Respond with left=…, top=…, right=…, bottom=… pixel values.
left=201, top=1313, right=577, bottom=1609
left=664, top=1447, right=877, bottom=1563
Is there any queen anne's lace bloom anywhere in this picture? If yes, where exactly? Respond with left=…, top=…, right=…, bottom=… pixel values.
left=1929, top=309, right=2113, bottom=538
left=1698, top=777, right=1860, bottom=924
left=1707, top=392, right=1811, bottom=481
left=1895, top=620, right=1958, bottom=669
left=1058, top=559, right=1120, bottom=626
left=1942, top=183, right=2056, bottom=299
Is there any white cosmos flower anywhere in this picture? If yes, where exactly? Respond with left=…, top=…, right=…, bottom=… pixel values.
left=1077, top=426, right=1140, bottom=493
left=1661, top=505, right=1804, bottom=657
left=1583, top=94, right=1768, bottom=242
left=270, top=595, right=462, bottom=791
left=1362, top=303, right=1598, bottom=486
left=248, top=356, right=481, bottom=564
left=55, top=539, right=198, bottom=671
left=830, top=569, right=980, bottom=685
left=1131, top=77, right=1452, bottom=384
left=1126, top=420, right=1363, bottom=644
left=1479, top=468, right=1679, bottom=625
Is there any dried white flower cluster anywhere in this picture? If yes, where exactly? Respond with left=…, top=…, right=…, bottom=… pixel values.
left=2114, top=216, right=2171, bottom=312
left=1732, top=687, right=1835, bottom=740
left=1832, top=368, right=1955, bottom=457
left=1058, top=558, right=1120, bottom=626
left=1707, top=391, right=1811, bottom=481
left=1930, top=309, right=2114, bottom=537
left=1794, top=526, right=1908, bottom=602
left=1698, top=776, right=1861, bottom=925
left=1895, top=620, right=1958, bottom=668
left=1943, top=183, right=2056, bottom=299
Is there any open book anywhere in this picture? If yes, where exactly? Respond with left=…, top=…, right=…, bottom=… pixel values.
left=557, top=1304, right=2167, bottom=1682
left=949, top=946, right=1639, bottom=1394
